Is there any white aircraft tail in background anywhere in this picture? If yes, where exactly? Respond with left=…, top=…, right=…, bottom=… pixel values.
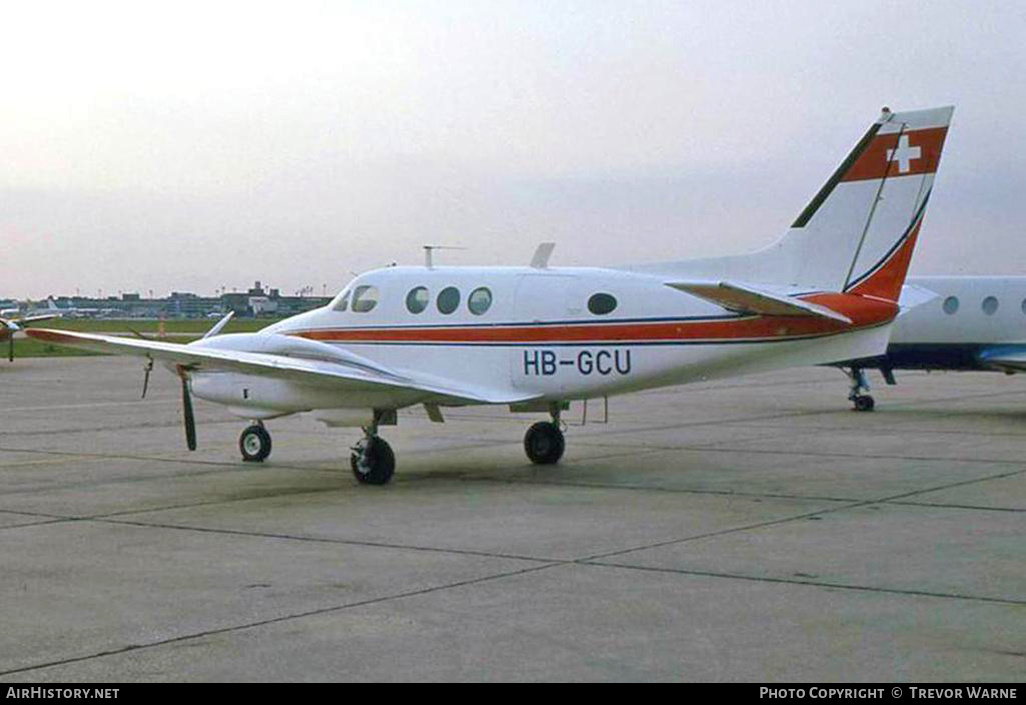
left=30, top=105, right=954, bottom=484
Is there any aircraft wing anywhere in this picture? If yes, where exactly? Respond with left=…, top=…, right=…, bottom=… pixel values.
left=977, top=345, right=1026, bottom=373
left=665, top=281, right=853, bottom=324
left=26, top=328, right=533, bottom=405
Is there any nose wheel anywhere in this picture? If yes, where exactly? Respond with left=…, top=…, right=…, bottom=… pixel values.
left=351, top=431, right=395, bottom=485
left=852, top=394, right=875, bottom=412
left=239, top=423, right=272, bottom=462
left=524, top=421, right=565, bottom=465
left=845, top=367, right=876, bottom=412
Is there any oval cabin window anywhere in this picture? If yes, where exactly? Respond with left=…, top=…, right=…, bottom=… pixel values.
left=982, top=296, right=999, bottom=316
left=406, top=287, right=429, bottom=314
left=942, top=296, right=959, bottom=315
left=437, top=287, right=460, bottom=315
left=468, top=287, right=492, bottom=315
left=587, top=293, right=618, bottom=315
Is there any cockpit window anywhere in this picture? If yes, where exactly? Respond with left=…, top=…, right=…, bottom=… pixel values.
left=406, top=287, right=429, bottom=314
left=468, top=287, right=492, bottom=315
left=587, top=293, right=618, bottom=315
left=437, top=287, right=460, bottom=315
left=332, top=289, right=351, bottom=312
left=351, top=285, right=379, bottom=313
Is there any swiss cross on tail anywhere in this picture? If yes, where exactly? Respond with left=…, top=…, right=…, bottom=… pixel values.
left=886, top=135, right=921, bottom=173
left=840, top=123, right=947, bottom=183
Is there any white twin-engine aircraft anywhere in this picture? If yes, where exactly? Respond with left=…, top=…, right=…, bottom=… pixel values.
left=30, top=106, right=954, bottom=485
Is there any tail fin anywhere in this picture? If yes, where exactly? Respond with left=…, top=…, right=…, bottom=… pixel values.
left=789, top=105, right=953, bottom=300
left=627, top=106, right=954, bottom=298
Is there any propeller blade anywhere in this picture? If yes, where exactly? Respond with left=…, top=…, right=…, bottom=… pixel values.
left=180, top=375, right=197, bottom=451
left=3, top=320, right=18, bottom=362
left=141, top=358, right=153, bottom=399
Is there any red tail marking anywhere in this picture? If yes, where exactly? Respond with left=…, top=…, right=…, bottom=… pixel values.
left=841, top=126, right=948, bottom=182
left=846, top=219, right=922, bottom=302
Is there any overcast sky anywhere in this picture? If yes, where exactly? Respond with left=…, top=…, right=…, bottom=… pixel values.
left=3, top=0, right=1024, bottom=299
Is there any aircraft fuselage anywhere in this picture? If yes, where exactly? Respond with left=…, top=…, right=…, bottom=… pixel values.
left=187, top=265, right=898, bottom=418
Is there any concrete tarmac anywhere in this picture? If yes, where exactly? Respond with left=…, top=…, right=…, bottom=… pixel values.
left=0, top=356, right=1023, bottom=681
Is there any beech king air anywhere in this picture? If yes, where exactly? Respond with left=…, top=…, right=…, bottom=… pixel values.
left=30, top=105, right=954, bottom=485
left=835, top=275, right=1026, bottom=410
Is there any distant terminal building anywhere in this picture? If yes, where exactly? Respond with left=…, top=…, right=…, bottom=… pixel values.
left=45, top=281, right=331, bottom=319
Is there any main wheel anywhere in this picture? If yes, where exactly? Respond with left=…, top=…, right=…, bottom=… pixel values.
left=351, top=437, right=396, bottom=485
left=524, top=421, right=565, bottom=465
left=239, top=424, right=272, bottom=462
left=853, top=395, right=876, bottom=412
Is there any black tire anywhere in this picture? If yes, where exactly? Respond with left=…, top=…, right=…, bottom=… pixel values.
left=853, top=395, right=876, bottom=412
left=524, top=421, right=565, bottom=465
left=239, top=424, right=272, bottom=462
left=351, top=437, right=396, bottom=485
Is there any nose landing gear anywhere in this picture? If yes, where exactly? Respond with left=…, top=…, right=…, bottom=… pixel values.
left=239, top=422, right=272, bottom=462
left=846, top=367, right=875, bottom=412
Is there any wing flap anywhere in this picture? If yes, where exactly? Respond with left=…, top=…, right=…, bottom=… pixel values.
left=26, top=328, right=533, bottom=405
left=666, top=281, right=852, bottom=324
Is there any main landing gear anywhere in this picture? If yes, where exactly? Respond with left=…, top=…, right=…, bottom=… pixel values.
left=239, top=422, right=272, bottom=462
left=236, top=417, right=397, bottom=485
left=523, top=405, right=566, bottom=465
left=350, top=423, right=395, bottom=485
left=845, top=367, right=875, bottom=412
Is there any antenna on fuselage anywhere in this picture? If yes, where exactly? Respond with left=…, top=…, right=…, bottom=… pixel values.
left=422, top=245, right=467, bottom=269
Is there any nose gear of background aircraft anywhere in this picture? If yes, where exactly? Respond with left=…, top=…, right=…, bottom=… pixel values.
left=846, top=367, right=875, bottom=412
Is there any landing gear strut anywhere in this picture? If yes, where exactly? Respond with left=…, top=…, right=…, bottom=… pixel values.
left=524, top=404, right=566, bottom=465
left=351, top=422, right=395, bottom=485
left=846, top=368, right=875, bottom=412
left=239, top=422, right=272, bottom=462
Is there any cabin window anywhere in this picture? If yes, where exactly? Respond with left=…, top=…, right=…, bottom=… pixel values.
left=982, top=296, right=999, bottom=316
left=1022, top=299, right=1026, bottom=315
left=406, top=287, right=429, bottom=314
left=437, top=287, right=460, bottom=315
left=942, top=296, right=959, bottom=315
left=587, top=293, right=618, bottom=315
left=468, top=287, right=492, bottom=315
left=351, top=285, right=379, bottom=313
left=332, top=290, right=351, bottom=312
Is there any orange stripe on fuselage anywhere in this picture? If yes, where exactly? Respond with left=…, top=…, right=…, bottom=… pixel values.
left=841, top=126, right=948, bottom=182
left=294, top=294, right=897, bottom=345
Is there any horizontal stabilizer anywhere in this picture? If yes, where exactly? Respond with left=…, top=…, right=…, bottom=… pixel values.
left=666, top=281, right=852, bottom=324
